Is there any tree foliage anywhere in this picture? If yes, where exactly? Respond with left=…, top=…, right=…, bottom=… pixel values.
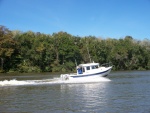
left=0, top=25, right=150, bottom=73
left=0, top=26, right=20, bottom=72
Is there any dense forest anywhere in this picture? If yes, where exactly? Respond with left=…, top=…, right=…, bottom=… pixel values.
left=0, top=25, right=150, bottom=73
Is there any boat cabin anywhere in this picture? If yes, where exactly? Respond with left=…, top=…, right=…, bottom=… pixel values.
left=77, top=63, right=99, bottom=74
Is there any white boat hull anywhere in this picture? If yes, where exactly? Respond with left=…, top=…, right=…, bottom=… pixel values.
left=60, top=66, right=112, bottom=81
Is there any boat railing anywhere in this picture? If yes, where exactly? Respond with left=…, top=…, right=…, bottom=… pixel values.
left=100, top=62, right=113, bottom=67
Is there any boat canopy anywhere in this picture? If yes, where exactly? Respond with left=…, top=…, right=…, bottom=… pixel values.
left=78, top=63, right=99, bottom=67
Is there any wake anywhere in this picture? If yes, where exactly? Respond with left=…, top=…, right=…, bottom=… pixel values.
left=0, top=77, right=111, bottom=87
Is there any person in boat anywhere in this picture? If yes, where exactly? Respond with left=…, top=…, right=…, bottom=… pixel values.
left=77, top=66, right=82, bottom=74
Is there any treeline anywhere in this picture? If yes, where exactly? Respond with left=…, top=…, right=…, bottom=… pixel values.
left=0, top=25, right=150, bottom=73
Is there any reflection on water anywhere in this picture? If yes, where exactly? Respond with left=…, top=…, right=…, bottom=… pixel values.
left=60, top=82, right=110, bottom=112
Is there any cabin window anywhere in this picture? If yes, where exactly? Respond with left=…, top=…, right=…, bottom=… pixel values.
left=92, top=66, right=95, bottom=69
left=91, top=65, right=98, bottom=69
left=86, top=66, right=90, bottom=70
left=95, top=65, right=98, bottom=68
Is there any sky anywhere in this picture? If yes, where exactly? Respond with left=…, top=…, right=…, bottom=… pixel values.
left=0, top=0, right=150, bottom=40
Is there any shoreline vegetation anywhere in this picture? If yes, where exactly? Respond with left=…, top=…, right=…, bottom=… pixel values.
left=0, top=25, right=150, bottom=73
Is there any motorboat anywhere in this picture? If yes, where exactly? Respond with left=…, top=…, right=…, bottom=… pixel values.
left=60, top=62, right=113, bottom=81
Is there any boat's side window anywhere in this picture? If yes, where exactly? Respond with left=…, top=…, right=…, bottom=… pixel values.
left=92, top=66, right=95, bottom=69
left=86, top=66, right=90, bottom=70
left=95, top=65, right=98, bottom=68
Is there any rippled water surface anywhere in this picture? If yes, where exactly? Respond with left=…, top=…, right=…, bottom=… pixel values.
left=0, top=71, right=150, bottom=113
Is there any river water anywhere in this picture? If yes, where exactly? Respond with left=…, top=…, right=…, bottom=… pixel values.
left=0, top=71, right=150, bottom=113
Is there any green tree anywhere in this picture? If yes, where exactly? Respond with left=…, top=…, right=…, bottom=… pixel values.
left=51, top=32, right=81, bottom=72
left=0, top=26, right=19, bottom=72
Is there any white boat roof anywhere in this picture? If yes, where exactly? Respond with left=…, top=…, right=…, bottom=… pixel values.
left=78, top=63, right=99, bottom=67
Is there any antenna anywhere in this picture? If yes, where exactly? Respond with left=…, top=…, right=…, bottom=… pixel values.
left=75, top=58, right=77, bottom=67
left=86, top=44, right=92, bottom=63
